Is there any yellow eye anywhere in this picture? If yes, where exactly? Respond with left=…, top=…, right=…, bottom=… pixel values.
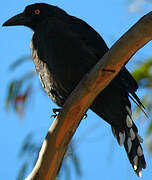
left=35, top=9, right=40, bottom=15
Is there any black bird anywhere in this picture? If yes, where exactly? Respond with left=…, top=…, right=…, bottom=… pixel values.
left=3, top=3, right=146, bottom=177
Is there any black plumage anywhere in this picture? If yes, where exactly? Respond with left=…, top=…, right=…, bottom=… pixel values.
left=3, top=3, right=146, bottom=177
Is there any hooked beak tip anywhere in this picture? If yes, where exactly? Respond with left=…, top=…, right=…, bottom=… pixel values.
left=2, top=21, right=10, bottom=27
left=2, top=12, right=28, bottom=27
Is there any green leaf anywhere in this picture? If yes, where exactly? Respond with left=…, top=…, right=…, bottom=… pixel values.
left=5, top=80, right=23, bottom=111
left=20, top=71, right=36, bottom=82
left=147, top=121, right=152, bottom=136
left=72, top=154, right=81, bottom=176
left=5, top=70, right=35, bottom=116
left=9, top=55, right=32, bottom=71
left=132, top=58, right=152, bottom=82
left=5, top=81, right=15, bottom=110
left=17, top=163, right=28, bottom=180
left=18, top=133, right=34, bottom=158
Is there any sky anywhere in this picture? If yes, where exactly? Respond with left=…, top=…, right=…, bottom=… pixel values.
left=1, top=0, right=152, bottom=180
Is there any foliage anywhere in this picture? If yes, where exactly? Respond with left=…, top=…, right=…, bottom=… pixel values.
left=132, top=58, right=152, bottom=85
left=17, top=133, right=81, bottom=180
left=132, top=58, right=152, bottom=152
left=5, top=56, right=35, bottom=118
left=5, top=56, right=82, bottom=180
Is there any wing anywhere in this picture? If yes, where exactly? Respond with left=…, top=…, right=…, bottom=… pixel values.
left=60, top=14, right=109, bottom=59
left=34, top=18, right=102, bottom=93
left=59, top=15, right=144, bottom=110
left=34, top=16, right=143, bottom=109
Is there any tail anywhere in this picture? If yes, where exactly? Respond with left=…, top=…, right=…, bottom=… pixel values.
left=111, top=106, right=146, bottom=177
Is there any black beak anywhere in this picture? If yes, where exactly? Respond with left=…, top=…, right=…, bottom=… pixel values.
left=2, top=12, right=30, bottom=27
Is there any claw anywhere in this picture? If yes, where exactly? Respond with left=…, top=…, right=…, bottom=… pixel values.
left=53, top=108, right=61, bottom=114
left=50, top=108, right=61, bottom=118
left=51, top=109, right=87, bottom=119
left=83, top=113, right=87, bottom=119
left=50, top=114, right=58, bottom=118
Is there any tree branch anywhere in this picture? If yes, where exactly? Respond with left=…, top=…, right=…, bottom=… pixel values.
left=26, top=12, right=152, bottom=180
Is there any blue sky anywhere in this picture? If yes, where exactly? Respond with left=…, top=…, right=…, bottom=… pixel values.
left=1, top=0, right=152, bottom=180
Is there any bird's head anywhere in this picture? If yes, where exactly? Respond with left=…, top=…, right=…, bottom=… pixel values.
left=2, top=3, right=67, bottom=30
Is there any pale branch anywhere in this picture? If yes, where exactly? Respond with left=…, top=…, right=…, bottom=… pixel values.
left=26, top=12, right=152, bottom=180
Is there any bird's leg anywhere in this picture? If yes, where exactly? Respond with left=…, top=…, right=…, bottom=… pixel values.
left=50, top=108, right=61, bottom=118
left=51, top=108, right=87, bottom=119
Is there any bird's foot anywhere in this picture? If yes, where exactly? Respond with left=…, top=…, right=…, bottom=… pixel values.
left=51, top=108, right=87, bottom=119
left=83, top=113, right=87, bottom=119
left=50, top=108, right=61, bottom=118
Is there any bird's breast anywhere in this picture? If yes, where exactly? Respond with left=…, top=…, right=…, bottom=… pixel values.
left=30, top=40, right=66, bottom=106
